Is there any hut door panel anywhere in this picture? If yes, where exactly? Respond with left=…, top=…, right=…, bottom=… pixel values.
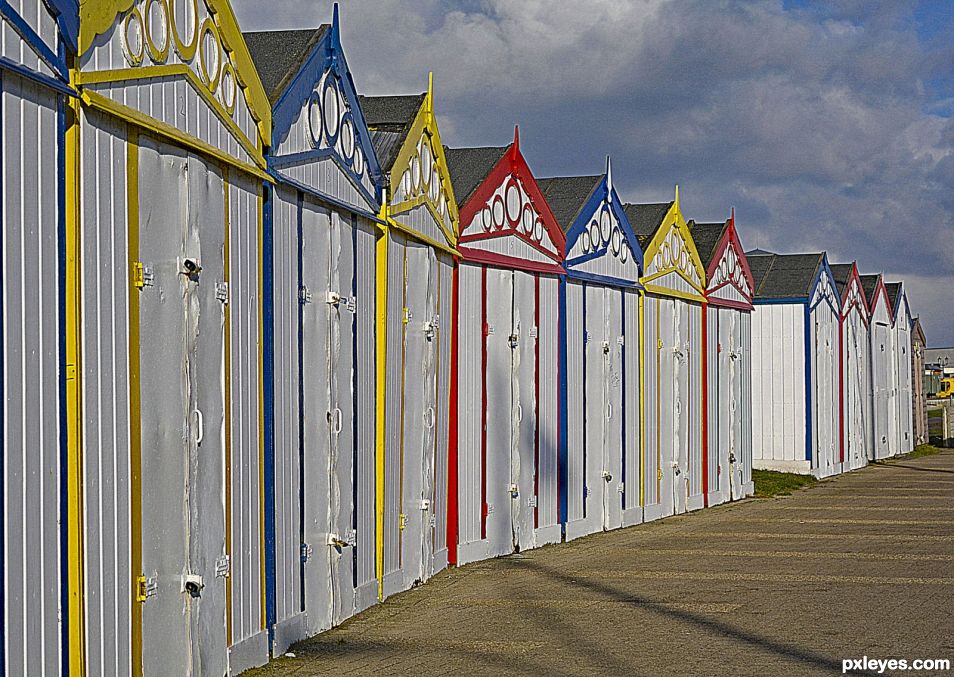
left=138, top=144, right=193, bottom=677
left=643, top=297, right=661, bottom=512
left=186, top=156, right=228, bottom=675
left=672, top=301, right=689, bottom=515
left=300, top=203, right=334, bottom=633
left=138, top=142, right=228, bottom=675
left=621, top=290, right=641, bottom=523
left=603, top=288, right=624, bottom=531
left=727, top=311, right=743, bottom=500
left=873, top=323, right=890, bottom=459
left=564, top=283, right=585, bottom=524
left=513, top=271, right=537, bottom=551
left=484, top=268, right=514, bottom=557
left=420, top=248, right=440, bottom=578
left=330, top=212, right=357, bottom=624
left=580, top=284, right=605, bottom=536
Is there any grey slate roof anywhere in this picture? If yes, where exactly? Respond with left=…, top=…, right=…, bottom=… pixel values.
left=443, top=146, right=509, bottom=206
left=623, top=202, right=673, bottom=248
left=536, top=175, right=603, bottom=234
left=686, top=221, right=727, bottom=268
left=885, top=282, right=902, bottom=310
left=359, top=94, right=426, bottom=172
left=746, top=248, right=776, bottom=256
left=859, top=274, right=882, bottom=305
left=829, top=263, right=855, bottom=299
left=244, top=28, right=329, bottom=102
left=749, top=253, right=825, bottom=300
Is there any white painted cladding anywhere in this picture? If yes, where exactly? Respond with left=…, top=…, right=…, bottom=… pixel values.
left=842, top=297, right=871, bottom=471
left=893, top=296, right=913, bottom=454
left=751, top=303, right=807, bottom=472
left=2, top=69, right=64, bottom=677
left=869, top=293, right=894, bottom=460
left=1, top=0, right=59, bottom=78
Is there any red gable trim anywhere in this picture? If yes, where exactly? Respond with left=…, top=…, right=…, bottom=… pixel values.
left=457, top=245, right=564, bottom=275
left=456, top=128, right=566, bottom=266
left=868, top=277, right=895, bottom=324
left=704, top=209, right=754, bottom=309
left=840, top=263, right=870, bottom=327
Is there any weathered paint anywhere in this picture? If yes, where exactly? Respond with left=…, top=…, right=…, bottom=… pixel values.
left=891, top=287, right=913, bottom=455
left=838, top=265, right=871, bottom=472
left=868, top=277, right=894, bottom=461
left=72, top=3, right=270, bottom=673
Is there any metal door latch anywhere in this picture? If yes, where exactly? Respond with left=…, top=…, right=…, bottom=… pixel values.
left=509, top=334, right=519, bottom=349
left=602, top=470, right=613, bottom=482
left=133, top=262, right=154, bottom=290
left=728, top=453, right=736, bottom=464
left=509, top=483, right=519, bottom=498
left=215, top=555, right=231, bottom=578
left=326, top=291, right=341, bottom=305
left=182, top=574, right=203, bottom=598
left=602, top=340, right=610, bottom=354
left=136, top=575, right=158, bottom=602
left=299, top=286, right=313, bottom=304
left=326, top=533, right=352, bottom=548
left=420, top=498, right=431, bottom=510
left=673, top=466, right=682, bottom=476
left=424, top=320, right=437, bottom=340
left=300, top=542, right=313, bottom=563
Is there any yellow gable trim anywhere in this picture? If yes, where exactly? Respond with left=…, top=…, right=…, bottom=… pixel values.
left=78, top=0, right=271, bottom=142
left=641, top=198, right=706, bottom=291
left=386, top=81, right=460, bottom=248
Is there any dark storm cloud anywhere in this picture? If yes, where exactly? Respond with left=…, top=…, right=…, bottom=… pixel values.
left=233, top=0, right=954, bottom=344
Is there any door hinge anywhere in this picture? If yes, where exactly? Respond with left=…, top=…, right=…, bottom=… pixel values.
left=657, top=468, right=663, bottom=481
left=403, top=307, right=411, bottom=324
left=399, top=513, right=407, bottom=530
left=529, top=327, right=538, bottom=339
left=527, top=496, right=537, bottom=508
left=424, top=318, right=438, bottom=340
left=657, top=339, right=664, bottom=349
left=618, top=482, right=625, bottom=493
left=215, top=555, right=231, bottom=578
left=300, top=542, right=313, bottom=563
left=484, top=323, right=494, bottom=336
left=215, top=282, right=229, bottom=304
left=428, top=515, right=437, bottom=528
left=584, top=331, right=591, bottom=344
left=299, top=286, right=313, bottom=304
left=486, top=503, right=494, bottom=515
left=344, top=296, right=357, bottom=313
left=133, top=262, right=154, bottom=290
left=136, top=574, right=158, bottom=602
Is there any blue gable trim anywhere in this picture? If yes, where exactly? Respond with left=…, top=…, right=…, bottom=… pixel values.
left=563, top=171, right=644, bottom=284
left=564, top=268, right=644, bottom=290
left=268, top=168, right=385, bottom=226
left=268, top=8, right=384, bottom=207
left=43, top=0, right=77, bottom=53
left=0, top=0, right=69, bottom=80
left=271, top=148, right=379, bottom=212
left=808, top=255, right=840, bottom=315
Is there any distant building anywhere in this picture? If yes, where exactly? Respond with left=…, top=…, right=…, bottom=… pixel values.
left=912, top=319, right=927, bottom=445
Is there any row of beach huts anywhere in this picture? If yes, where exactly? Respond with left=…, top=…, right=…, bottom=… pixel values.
left=1, top=2, right=918, bottom=675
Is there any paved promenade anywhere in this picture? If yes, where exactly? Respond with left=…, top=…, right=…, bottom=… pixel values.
left=250, top=451, right=954, bottom=676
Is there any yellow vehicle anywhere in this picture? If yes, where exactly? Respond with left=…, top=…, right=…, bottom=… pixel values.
left=939, top=377, right=954, bottom=399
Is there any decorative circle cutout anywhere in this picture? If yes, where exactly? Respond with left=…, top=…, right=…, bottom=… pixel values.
left=661, top=242, right=671, bottom=267
left=339, top=114, right=355, bottom=161
left=611, top=228, right=622, bottom=256
left=621, top=245, right=629, bottom=264
left=307, top=89, right=323, bottom=148
left=121, top=8, right=145, bottom=67
left=429, top=170, right=440, bottom=202
left=481, top=207, right=492, bottom=232
left=220, top=62, right=237, bottom=116
left=521, top=204, right=535, bottom=234
left=589, top=223, right=600, bottom=248
left=505, top=178, right=521, bottom=225
left=492, top=195, right=505, bottom=229
left=197, top=18, right=221, bottom=91
left=421, top=145, right=433, bottom=185
left=353, top=144, right=364, bottom=177
left=534, top=219, right=544, bottom=242
left=581, top=230, right=592, bottom=253
left=144, top=0, right=170, bottom=64
left=170, top=0, right=199, bottom=61
left=411, top=154, right=422, bottom=193
left=600, top=207, right=612, bottom=243
left=322, top=77, right=340, bottom=145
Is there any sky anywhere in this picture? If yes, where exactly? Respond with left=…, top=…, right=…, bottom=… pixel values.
left=233, top=0, right=954, bottom=346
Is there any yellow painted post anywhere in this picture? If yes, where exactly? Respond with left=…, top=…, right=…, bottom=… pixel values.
left=65, top=72, right=86, bottom=677
left=126, top=127, right=143, bottom=677
left=375, top=214, right=389, bottom=601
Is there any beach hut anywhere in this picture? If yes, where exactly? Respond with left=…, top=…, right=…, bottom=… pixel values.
left=444, top=131, right=565, bottom=563
left=71, top=2, right=273, bottom=673
left=244, top=9, right=384, bottom=653
left=360, top=78, right=458, bottom=596
left=862, top=273, right=895, bottom=460
left=687, top=212, right=755, bottom=506
left=886, top=282, right=914, bottom=455
left=536, top=161, right=643, bottom=540
left=749, top=253, right=841, bottom=478
left=912, top=318, right=927, bottom=446
left=1, top=1, right=75, bottom=673
left=624, top=193, right=706, bottom=520
left=830, top=262, right=871, bottom=471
